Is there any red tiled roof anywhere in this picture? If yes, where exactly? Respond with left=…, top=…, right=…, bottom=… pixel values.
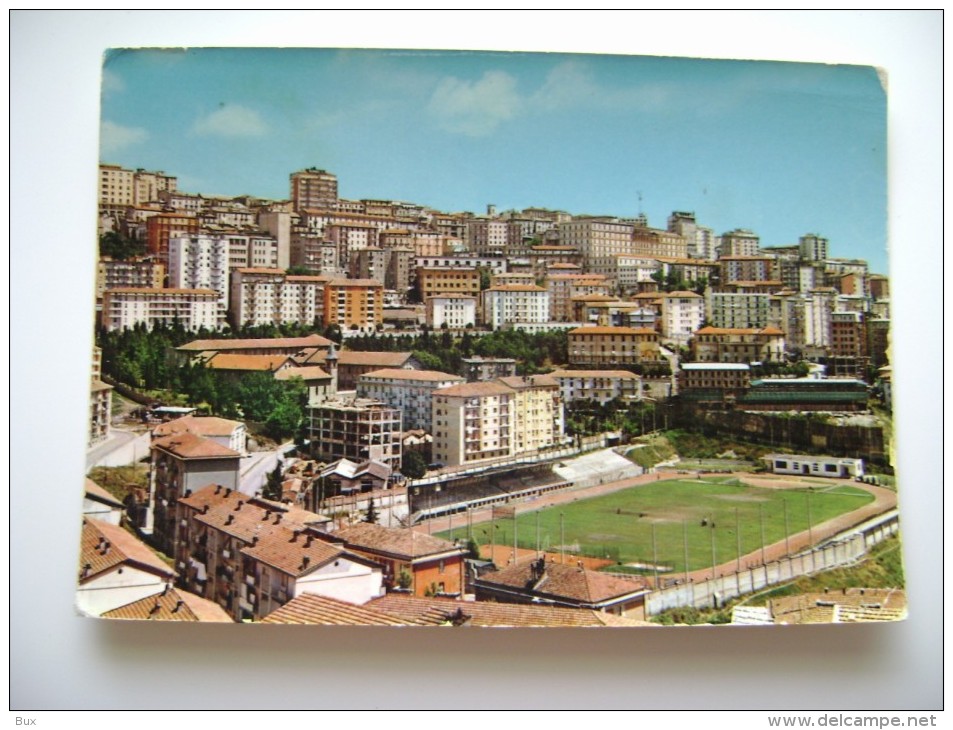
left=261, top=593, right=417, bottom=626
left=336, top=351, right=416, bottom=367
left=477, top=560, right=648, bottom=606
left=152, top=415, right=242, bottom=439
left=433, top=381, right=514, bottom=398
left=360, top=368, right=463, bottom=383
left=181, top=485, right=326, bottom=545
left=569, top=326, right=658, bottom=336
left=274, top=365, right=331, bottom=381
left=332, top=524, right=464, bottom=561
left=79, top=518, right=175, bottom=584
left=84, top=478, right=123, bottom=508
left=240, top=525, right=348, bottom=577
left=152, top=433, right=240, bottom=459
left=102, top=587, right=232, bottom=622
left=177, top=334, right=332, bottom=352
left=694, top=326, right=784, bottom=336
left=548, top=369, right=641, bottom=380
left=369, top=594, right=651, bottom=627
left=206, top=353, right=294, bottom=372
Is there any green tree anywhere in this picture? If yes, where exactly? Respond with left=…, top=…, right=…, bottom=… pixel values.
left=264, top=463, right=284, bottom=501
left=363, top=497, right=378, bottom=524
left=402, top=450, right=428, bottom=479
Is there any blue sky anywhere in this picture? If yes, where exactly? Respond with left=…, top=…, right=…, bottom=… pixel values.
left=101, top=47, right=888, bottom=273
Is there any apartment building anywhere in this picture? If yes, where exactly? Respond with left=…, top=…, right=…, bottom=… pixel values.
left=290, top=168, right=339, bottom=211
left=631, top=226, right=688, bottom=259
left=145, top=212, right=200, bottom=265
left=425, top=294, right=477, bottom=329
left=659, top=291, right=706, bottom=345
left=308, top=397, right=403, bottom=470
left=415, top=267, right=482, bottom=300
left=718, top=229, right=760, bottom=257
left=706, top=291, right=772, bottom=329
left=89, top=346, right=113, bottom=447
left=546, top=273, right=612, bottom=321
left=148, top=432, right=242, bottom=554
left=568, top=326, right=662, bottom=367
left=229, top=268, right=332, bottom=329
left=357, top=369, right=465, bottom=432
left=799, top=233, right=829, bottom=262
left=601, top=255, right=660, bottom=293
left=466, top=219, right=522, bottom=256
left=546, top=369, right=643, bottom=405
left=101, top=288, right=224, bottom=332
left=689, top=326, right=786, bottom=363
left=718, top=256, right=777, bottom=285
left=96, top=258, right=165, bottom=301
left=323, top=278, right=384, bottom=331
left=174, top=485, right=383, bottom=622
left=99, top=164, right=177, bottom=210
left=497, top=375, right=565, bottom=456
left=168, top=235, right=230, bottom=303
left=558, top=218, right=635, bottom=271
left=481, top=285, right=550, bottom=329
left=461, top=356, right=517, bottom=382
left=431, top=381, right=514, bottom=467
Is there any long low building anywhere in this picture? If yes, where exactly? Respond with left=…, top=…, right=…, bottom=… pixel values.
left=101, top=288, right=224, bottom=331
left=761, top=453, right=864, bottom=478
left=547, top=369, right=643, bottom=405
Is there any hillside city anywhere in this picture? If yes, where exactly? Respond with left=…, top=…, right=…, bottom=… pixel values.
left=79, top=163, right=904, bottom=627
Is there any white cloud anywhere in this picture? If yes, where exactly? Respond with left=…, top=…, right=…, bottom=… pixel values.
left=101, top=68, right=124, bottom=95
left=100, top=119, right=148, bottom=157
left=192, top=104, right=268, bottom=138
left=428, top=70, right=521, bottom=136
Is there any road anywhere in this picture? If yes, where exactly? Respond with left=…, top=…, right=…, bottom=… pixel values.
left=239, top=442, right=295, bottom=497
left=86, top=427, right=151, bottom=470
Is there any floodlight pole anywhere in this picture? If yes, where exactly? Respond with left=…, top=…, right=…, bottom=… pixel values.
left=560, top=512, right=565, bottom=565
left=652, top=521, right=659, bottom=589
left=683, top=519, right=689, bottom=584
left=735, top=507, right=741, bottom=571
left=759, top=503, right=766, bottom=565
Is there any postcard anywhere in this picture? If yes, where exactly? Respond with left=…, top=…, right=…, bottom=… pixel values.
left=79, top=47, right=902, bottom=627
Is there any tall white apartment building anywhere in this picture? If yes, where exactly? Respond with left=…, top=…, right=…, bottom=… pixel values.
left=101, top=288, right=224, bottom=332
left=356, top=369, right=465, bottom=432
left=659, top=291, right=706, bottom=345
left=426, top=295, right=477, bottom=329
left=168, top=236, right=231, bottom=304
left=229, top=268, right=331, bottom=329
left=481, top=285, right=550, bottom=329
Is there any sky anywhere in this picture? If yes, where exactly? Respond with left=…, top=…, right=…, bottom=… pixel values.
left=101, top=47, right=888, bottom=273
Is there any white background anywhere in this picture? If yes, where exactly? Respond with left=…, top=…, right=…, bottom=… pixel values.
left=8, top=10, right=943, bottom=712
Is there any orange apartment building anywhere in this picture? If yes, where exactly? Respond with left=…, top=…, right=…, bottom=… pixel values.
left=323, top=278, right=384, bottom=330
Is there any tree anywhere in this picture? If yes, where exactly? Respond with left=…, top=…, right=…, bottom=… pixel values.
left=363, top=497, right=378, bottom=524
left=402, top=450, right=428, bottom=479
left=264, top=463, right=283, bottom=501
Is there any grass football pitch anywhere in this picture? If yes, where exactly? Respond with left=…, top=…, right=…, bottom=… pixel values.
left=440, top=477, right=874, bottom=574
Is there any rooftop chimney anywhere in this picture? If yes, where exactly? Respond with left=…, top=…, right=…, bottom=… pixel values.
left=300, top=556, right=311, bottom=571
left=235, top=500, right=244, bottom=511
left=263, top=510, right=271, bottom=521
left=172, top=600, right=184, bottom=613
left=225, top=514, right=234, bottom=525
